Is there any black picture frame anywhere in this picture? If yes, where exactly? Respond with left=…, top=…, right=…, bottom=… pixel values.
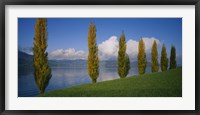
left=0, top=0, right=199, bottom=115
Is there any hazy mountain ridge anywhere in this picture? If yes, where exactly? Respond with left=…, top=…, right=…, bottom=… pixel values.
left=18, top=51, right=181, bottom=68
left=18, top=51, right=33, bottom=67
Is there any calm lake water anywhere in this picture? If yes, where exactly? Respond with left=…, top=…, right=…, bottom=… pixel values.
left=18, top=67, right=151, bottom=97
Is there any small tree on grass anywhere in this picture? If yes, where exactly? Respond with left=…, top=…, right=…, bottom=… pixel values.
left=138, top=38, right=146, bottom=75
left=33, top=18, right=52, bottom=95
left=118, top=32, right=130, bottom=78
left=170, top=45, right=177, bottom=69
left=118, top=32, right=126, bottom=78
left=87, top=22, right=99, bottom=83
left=160, top=44, right=168, bottom=71
left=151, top=40, right=159, bottom=72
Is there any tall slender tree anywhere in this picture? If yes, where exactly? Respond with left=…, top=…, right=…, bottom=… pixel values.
left=125, top=53, right=130, bottom=77
left=88, top=22, right=99, bottom=83
left=151, top=40, right=159, bottom=72
left=160, top=44, right=168, bottom=71
left=170, top=45, right=177, bottom=69
left=33, top=18, right=52, bottom=95
left=118, top=32, right=130, bottom=78
left=138, top=38, right=146, bottom=74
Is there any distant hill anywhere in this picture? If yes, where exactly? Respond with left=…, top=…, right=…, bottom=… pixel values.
left=100, top=60, right=151, bottom=68
left=48, top=59, right=87, bottom=68
left=18, top=51, right=181, bottom=69
left=18, top=51, right=33, bottom=68
left=18, top=51, right=88, bottom=68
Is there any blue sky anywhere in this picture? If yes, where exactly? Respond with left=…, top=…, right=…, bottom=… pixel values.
left=18, top=18, right=182, bottom=62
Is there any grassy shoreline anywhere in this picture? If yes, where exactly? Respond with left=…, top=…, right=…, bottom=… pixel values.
left=42, top=68, right=182, bottom=97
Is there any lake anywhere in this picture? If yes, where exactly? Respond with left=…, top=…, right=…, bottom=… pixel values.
left=18, top=67, right=151, bottom=97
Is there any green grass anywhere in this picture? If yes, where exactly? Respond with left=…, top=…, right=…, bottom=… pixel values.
left=42, top=68, right=182, bottom=97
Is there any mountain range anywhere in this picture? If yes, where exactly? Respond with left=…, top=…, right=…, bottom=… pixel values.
left=18, top=51, right=181, bottom=69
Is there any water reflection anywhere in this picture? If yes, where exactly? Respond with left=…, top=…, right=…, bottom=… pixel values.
left=18, top=66, right=151, bottom=97
left=45, top=68, right=91, bottom=93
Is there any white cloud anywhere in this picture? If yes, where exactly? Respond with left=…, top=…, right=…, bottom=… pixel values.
left=48, top=36, right=161, bottom=61
left=98, top=36, right=119, bottom=60
left=49, top=48, right=87, bottom=60
left=98, top=36, right=161, bottom=61
left=126, top=39, right=138, bottom=61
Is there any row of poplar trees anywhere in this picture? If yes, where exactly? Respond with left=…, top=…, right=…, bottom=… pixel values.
left=33, top=20, right=177, bottom=94
left=149, top=40, right=177, bottom=73
left=87, top=22, right=177, bottom=83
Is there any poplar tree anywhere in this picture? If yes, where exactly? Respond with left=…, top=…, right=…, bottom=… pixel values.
left=118, top=32, right=130, bottom=78
left=170, top=45, right=177, bottom=69
left=138, top=38, right=146, bottom=75
left=160, top=44, right=168, bottom=71
left=33, top=18, right=52, bottom=95
left=151, top=40, right=159, bottom=72
left=88, top=22, right=99, bottom=83
left=125, top=53, right=130, bottom=77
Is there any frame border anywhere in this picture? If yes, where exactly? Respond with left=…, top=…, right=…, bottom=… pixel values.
left=0, top=0, right=199, bottom=115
